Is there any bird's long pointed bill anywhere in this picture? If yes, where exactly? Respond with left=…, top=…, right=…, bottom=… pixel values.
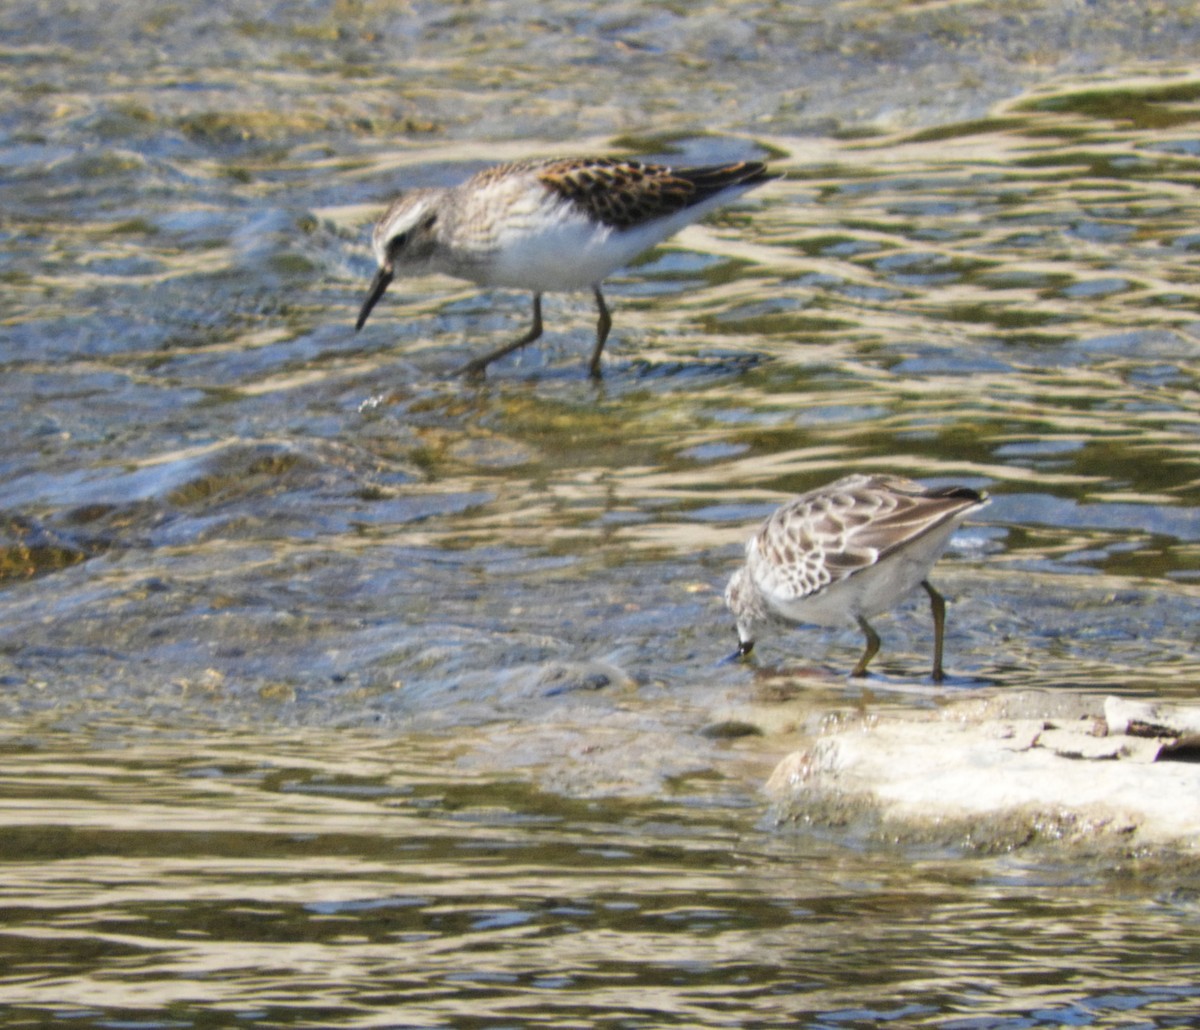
left=355, top=266, right=393, bottom=331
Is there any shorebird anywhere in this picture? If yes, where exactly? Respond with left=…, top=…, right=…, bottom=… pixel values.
left=724, top=474, right=988, bottom=681
left=355, top=155, right=777, bottom=377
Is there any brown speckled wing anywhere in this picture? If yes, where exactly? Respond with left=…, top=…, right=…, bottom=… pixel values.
left=747, top=491, right=877, bottom=602
left=744, top=475, right=983, bottom=602
left=531, top=157, right=773, bottom=230
left=837, top=478, right=981, bottom=561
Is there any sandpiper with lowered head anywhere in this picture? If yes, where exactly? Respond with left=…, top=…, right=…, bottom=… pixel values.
left=355, top=156, right=777, bottom=378
left=724, top=474, right=989, bottom=681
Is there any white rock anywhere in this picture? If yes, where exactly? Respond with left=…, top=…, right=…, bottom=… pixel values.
left=763, top=692, right=1200, bottom=852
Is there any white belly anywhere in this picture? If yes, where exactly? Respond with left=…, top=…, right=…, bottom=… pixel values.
left=485, top=216, right=630, bottom=290
left=462, top=189, right=724, bottom=292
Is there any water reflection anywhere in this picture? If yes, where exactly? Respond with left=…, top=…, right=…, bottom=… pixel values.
left=4, top=2, right=1200, bottom=1022
left=2, top=730, right=1199, bottom=1027
left=5, top=77, right=1200, bottom=707
left=3, top=75, right=1200, bottom=715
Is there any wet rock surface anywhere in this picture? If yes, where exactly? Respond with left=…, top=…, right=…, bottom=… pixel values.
left=752, top=691, right=1200, bottom=853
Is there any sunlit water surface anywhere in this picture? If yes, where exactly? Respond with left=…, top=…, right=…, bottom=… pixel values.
left=3, top=1, right=1200, bottom=1026
left=3, top=729, right=1200, bottom=1029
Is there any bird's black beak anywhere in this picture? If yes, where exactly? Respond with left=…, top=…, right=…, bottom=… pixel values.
left=355, top=266, right=393, bottom=331
left=719, top=639, right=754, bottom=665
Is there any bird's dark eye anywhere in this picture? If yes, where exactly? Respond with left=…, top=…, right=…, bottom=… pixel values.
left=390, top=231, right=409, bottom=252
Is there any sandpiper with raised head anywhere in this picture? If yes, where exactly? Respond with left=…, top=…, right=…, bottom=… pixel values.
left=355, top=156, right=777, bottom=378
left=724, top=474, right=988, bottom=681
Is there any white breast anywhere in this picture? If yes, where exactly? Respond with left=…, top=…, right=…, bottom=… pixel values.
left=459, top=177, right=727, bottom=292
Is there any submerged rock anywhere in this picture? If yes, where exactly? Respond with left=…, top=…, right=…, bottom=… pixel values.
left=761, top=691, right=1200, bottom=853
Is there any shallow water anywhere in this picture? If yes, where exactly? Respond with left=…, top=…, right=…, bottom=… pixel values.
left=3, top=0, right=1200, bottom=1026
left=3, top=728, right=1200, bottom=1029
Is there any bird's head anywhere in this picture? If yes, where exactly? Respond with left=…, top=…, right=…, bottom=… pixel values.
left=721, top=565, right=761, bottom=662
left=355, top=192, right=442, bottom=331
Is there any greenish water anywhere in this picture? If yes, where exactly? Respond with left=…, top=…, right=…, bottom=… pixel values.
left=3, top=1, right=1200, bottom=1026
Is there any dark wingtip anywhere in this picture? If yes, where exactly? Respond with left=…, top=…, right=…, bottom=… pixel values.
left=929, top=484, right=989, bottom=504
left=744, top=161, right=784, bottom=185
left=674, top=160, right=781, bottom=205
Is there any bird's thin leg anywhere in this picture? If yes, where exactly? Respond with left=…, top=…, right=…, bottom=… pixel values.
left=850, top=616, right=881, bottom=677
left=455, top=293, right=544, bottom=378
left=922, top=579, right=947, bottom=683
left=586, top=286, right=612, bottom=379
